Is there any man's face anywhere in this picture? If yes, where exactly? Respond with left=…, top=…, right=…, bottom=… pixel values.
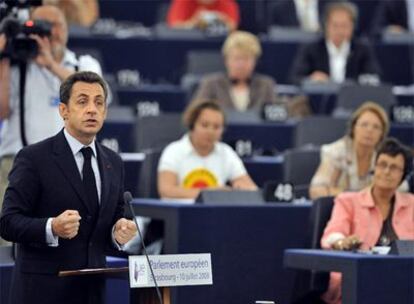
left=31, top=6, right=68, bottom=58
left=326, top=9, right=354, bottom=47
left=59, top=81, right=107, bottom=144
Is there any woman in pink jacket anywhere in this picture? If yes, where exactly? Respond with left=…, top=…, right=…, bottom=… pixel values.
left=320, top=137, right=414, bottom=304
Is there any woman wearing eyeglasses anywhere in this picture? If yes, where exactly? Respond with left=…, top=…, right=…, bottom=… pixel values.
left=320, top=137, right=414, bottom=304
left=309, top=102, right=390, bottom=199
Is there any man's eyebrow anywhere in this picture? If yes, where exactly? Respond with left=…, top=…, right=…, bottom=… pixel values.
left=76, top=93, right=89, bottom=98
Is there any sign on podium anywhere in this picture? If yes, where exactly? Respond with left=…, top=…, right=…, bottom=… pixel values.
left=129, top=253, right=213, bottom=288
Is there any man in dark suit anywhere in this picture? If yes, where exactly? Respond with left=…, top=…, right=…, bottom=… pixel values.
left=290, top=1, right=381, bottom=84
left=0, top=71, right=137, bottom=304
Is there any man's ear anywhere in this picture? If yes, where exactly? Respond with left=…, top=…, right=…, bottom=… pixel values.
left=59, top=102, right=68, bottom=120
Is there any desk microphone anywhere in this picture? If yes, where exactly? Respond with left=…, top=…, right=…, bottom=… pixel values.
left=123, top=191, right=163, bottom=304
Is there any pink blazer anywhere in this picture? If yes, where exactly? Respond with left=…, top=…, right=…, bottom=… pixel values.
left=320, top=188, right=414, bottom=304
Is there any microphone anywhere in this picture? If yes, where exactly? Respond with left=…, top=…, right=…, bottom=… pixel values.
left=123, top=191, right=163, bottom=304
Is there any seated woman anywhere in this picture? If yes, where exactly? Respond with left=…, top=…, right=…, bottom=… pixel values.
left=167, top=0, right=239, bottom=31
left=192, top=31, right=278, bottom=112
left=309, top=102, right=389, bottom=199
left=157, top=100, right=257, bottom=199
left=320, top=137, right=414, bottom=304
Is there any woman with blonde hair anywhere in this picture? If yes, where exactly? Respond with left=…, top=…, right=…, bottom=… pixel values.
left=193, top=31, right=277, bottom=111
left=310, top=101, right=390, bottom=199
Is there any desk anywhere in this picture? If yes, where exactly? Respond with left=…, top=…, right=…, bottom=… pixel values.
left=284, top=249, right=414, bottom=304
left=99, top=119, right=414, bottom=155
left=133, top=200, right=311, bottom=304
left=69, top=36, right=414, bottom=85
left=117, top=85, right=187, bottom=113
left=224, top=121, right=296, bottom=153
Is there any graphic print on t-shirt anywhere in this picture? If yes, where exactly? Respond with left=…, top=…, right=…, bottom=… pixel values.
left=183, top=168, right=218, bottom=189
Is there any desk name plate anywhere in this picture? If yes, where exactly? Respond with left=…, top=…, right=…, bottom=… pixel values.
left=129, top=253, right=213, bottom=288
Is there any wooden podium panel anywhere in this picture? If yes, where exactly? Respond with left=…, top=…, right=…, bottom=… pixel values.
left=58, top=267, right=170, bottom=304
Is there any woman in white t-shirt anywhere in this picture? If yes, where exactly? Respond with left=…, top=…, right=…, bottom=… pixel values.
left=157, top=100, right=257, bottom=199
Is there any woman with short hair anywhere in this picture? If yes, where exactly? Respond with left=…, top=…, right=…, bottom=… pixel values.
left=193, top=31, right=278, bottom=112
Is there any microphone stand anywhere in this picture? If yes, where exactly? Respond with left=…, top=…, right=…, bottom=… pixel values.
left=124, top=192, right=163, bottom=304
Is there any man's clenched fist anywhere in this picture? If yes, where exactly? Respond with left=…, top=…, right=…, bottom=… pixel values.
left=52, top=210, right=81, bottom=239
left=114, top=218, right=137, bottom=245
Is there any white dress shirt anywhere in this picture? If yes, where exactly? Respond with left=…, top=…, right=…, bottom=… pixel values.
left=326, top=40, right=350, bottom=83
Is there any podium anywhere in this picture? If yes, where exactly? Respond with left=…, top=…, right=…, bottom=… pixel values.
left=58, top=253, right=213, bottom=304
left=59, top=265, right=170, bottom=304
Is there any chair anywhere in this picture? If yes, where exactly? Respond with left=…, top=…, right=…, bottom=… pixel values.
left=98, top=105, right=136, bottom=152
left=294, top=116, right=347, bottom=148
left=283, top=147, right=320, bottom=198
left=0, top=245, right=13, bottom=263
left=186, top=50, right=224, bottom=75
left=180, top=50, right=224, bottom=93
left=291, top=196, right=334, bottom=303
left=334, top=84, right=396, bottom=118
left=106, top=105, right=135, bottom=121
left=136, top=148, right=163, bottom=199
left=135, top=113, right=185, bottom=151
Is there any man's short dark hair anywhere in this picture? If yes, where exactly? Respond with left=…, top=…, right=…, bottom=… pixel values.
left=376, top=137, right=413, bottom=182
left=60, top=71, right=108, bottom=105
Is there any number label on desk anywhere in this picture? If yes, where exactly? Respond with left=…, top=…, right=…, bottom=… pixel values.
left=235, top=140, right=253, bottom=157
left=274, top=183, right=294, bottom=202
left=264, top=182, right=294, bottom=202
left=117, top=69, right=141, bottom=87
left=262, top=104, right=288, bottom=122
left=137, top=101, right=160, bottom=117
left=392, top=105, right=414, bottom=123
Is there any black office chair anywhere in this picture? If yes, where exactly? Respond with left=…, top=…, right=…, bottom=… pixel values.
left=136, top=148, right=163, bottom=199
left=135, top=113, right=185, bottom=152
left=294, top=116, right=347, bottom=148
left=106, top=105, right=135, bottom=120
left=180, top=50, right=224, bottom=94
left=0, top=245, right=14, bottom=263
left=291, top=196, right=334, bottom=304
left=333, top=84, right=396, bottom=118
left=283, top=147, right=320, bottom=198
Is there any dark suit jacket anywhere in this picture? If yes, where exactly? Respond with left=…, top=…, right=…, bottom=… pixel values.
left=0, top=130, right=125, bottom=304
left=372, top=0, right=408, bottom=35
left=289, top=37, right=381, bottom=84
left=192, top=72, right=277, bottom=110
